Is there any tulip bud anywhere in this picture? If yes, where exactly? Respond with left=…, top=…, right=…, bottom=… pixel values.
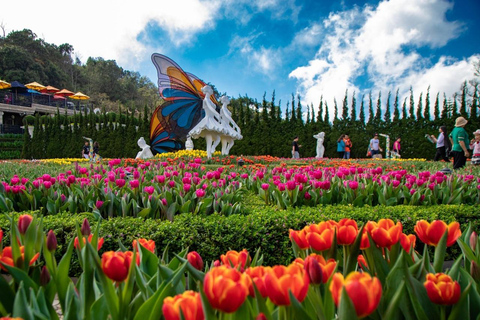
left=213, top=260, right=221, bottom=267
left=471, top=260, right=480, bottom=282
left=40, top=266, right=51, bottom=286
left=304, top=256, right=323, bottom=285
left=81, top=218, right=91, bottom=236
left=256, top=313, right=268, bottom=320
left=187, top=251, right=204, bottom=271
left=18, top=214, right=33, bottom=234
left=46, top=230, right=57, bottom=252
left=470, top=232, right=477, bottom=251
left=0, top=228, right=3, bottom=244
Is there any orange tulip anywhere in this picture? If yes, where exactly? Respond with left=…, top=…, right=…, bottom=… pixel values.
left=300, top=253, right=337, bottom=284
left=187, top=251, right=204, bottom=271
left=366, top=219, right=402, bottom=248
left=424, top=273, right=460, bottom=305
left=220, top=249, right=250, bottom=271
left=357, top=255, right=368, bottom=270
left=133, top=238, right=155, bottom=253
left=263, top=263, right=310, bottom=306
left=289, top=228, right=309, bottom=249
left=414, top=220, right=461, bottom=247
left=0, top=317, right=24, bottom=320
left=245, top=266, right=272, bottom=297
left=203, top=266, right=249, bottom=313
left=162, top=290, right=204, bottom=320
left=74, top=234, right=104, bottom=251
left=101, top=251, right=138, bottom=282
left=360, top=229, right=370, bottom=250
left=400, top=233, right=416, bottom=253
left=0, top=246, right=39, bottom=271
left=18, top=214, right=33, bottom=234
left=329, top=272, right=382, bottom=318
left=306, top=222, right=334, bottom=251
left=331, top=218, right=358, bottom=245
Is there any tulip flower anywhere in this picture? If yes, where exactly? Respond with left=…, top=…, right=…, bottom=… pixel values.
left=81, top=218, right=91, bottom=236
left=366, top=219, right=402, bottom=248
left=40, top=265, right=51, bottom=286
left=245, top=266, right=272, bottom=297
left=18, top=214, right=33, bottom=234
left=414, top=220, right=461, bottom=247
left=289, top=228, right=309, bottom=250
left=0, top=228, right=3, bottom=244
left=187, top=251, right=204, bottom=271
left=400, top=233, right=416, bottom=253
left=424, top=273, right=460, bottom=305
left=0, top=246, right=39, bottom=271
left=101, top=251, right=138, bottom=282
left=203, top=266, right=250, bottom=313
left=46, top=230, right=57, bottom=252
left=302, top=253, right=337, bottom=284
left=132, top=239, right=154, bottom=253
left=470, top=232, right=477, bottom=251
left=163, top=290, right=204, bottom=320
left=306, top=222, right=334, bottom=251
left=332, top=218, right=358, bottom=246
left=330, top=271, right=382, bottom=318
left=74, top=234, right=104, bottom=251
left=263, top=263, right=310, bottom=306
left=357, top=255, right=368, bottom=270
left=220, top=249, right=250, bottom=271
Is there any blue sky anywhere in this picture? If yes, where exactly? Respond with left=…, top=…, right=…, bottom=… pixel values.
left=1, top=0, right=479, bottom=117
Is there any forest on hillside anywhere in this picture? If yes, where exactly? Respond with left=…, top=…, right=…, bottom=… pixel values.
left=2, top=28, right=480, bottom=159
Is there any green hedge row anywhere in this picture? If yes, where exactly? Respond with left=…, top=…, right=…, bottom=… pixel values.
left=1, top=204, right=479, bottom=276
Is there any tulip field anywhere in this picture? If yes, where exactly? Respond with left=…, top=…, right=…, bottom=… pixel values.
left=1, top=153, right=480, bottom=319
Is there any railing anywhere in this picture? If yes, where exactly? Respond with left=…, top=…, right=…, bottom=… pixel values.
left=2, top=92, right=93, bottom=111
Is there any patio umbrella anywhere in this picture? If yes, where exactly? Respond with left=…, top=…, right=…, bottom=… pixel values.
left=25, top=81, right=46, bottom=91
left=56, top=89, right=75, bottom=108
left=9, top=81, right=27, bottom=104
left=70, top=92, right=90, bottom=100
left=41, top=85, right=59, bottom=94
left=0, top=79, right=11, bottom=90
left=53, top=95, right=66, bottom=100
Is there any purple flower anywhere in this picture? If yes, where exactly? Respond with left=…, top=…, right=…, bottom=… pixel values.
left=129, top=179, right=140, bottom=189
left=261, top=183, right=269, bottom=190
left=144, top=186, right=155, bottom=194
left=196, top=189, right=206, bottom=198
left=96, top=200, right=104, bottom=209
left=115, top=179, right=126, bottom=188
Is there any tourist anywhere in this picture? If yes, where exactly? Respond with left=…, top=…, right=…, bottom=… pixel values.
left=392, top=137, right=401, bottom=157
left=336, top=134, right=345, bottom=158
left=430, top=126, right=451, bottom=162
left=292, top=136, right=301, bottom=159
left=369, top=134, right=383, bottom=157
left=449, top=116, right=470, bottom=169
left=343, top=134, right=352, bottom=159
left=470, top=129, right=480, bottom=165
left=82, top=140, right=90, bottom=159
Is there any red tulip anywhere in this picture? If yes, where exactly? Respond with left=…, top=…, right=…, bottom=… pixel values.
left=162, top=290, right=204, bottom=320
left=400, top=233, right=416, bottom=253
left=289, top=228, right=309, bottom=249
left=330, top=271, right=382, bottom=318
left=300, top=253, right=337, bottom=284
left=331, top=218, right=358, bottom=245
left=203, top=266, right=249, bottom=313
left=132, top=238, right=155, bottom=253
left=306, top=222, right=334, bottom=251
left=101, top=251, right=138, bottom=282
left=18, top=214, right=33, bottom=234
left=187, top=251, right=204, bottom=271
left=74, top=234, right=104, bottom=251
left=0, top=246, right=39, bottom=271
left=245, top=266, right=272, bottom=297
left=357, top=254, right=368, bottom=270
left=81, top=218, right=91, bottom=236
left=220, top=249, right=250, bottom=271
left=424, top=273, right=460, bottom=305
left=263, top=263, right=310, bottom=306
left=46, top=230, right=57, bottom=252
left=0, top=228, right=3, bottom=244
left=414, top=220, right=461, bottom=247
left=366, top=219, right=402, bottom=248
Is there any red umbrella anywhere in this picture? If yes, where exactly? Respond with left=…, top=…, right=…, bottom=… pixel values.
left=56, top=89, right=74, bottom=97
left=41, top=85, right=60, bottom=94
left=53, top=95, right=66, bottom=100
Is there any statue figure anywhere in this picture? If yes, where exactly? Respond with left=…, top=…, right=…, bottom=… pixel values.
left=313, top=132, right=325, bottom=158
left=188, top=85, right=223, bottom=158
left=219, top=95, right=242, bottom=155
left=185, top=136, right=194, bottom=151
left=135, top=137, right=154, bottom=159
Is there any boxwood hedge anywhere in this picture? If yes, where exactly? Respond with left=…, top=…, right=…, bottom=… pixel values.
left=1, top=204, right=479, bottom=276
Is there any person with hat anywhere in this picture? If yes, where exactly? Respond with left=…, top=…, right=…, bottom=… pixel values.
left=449, top=116, right=470, bottom=169
left=469, top=129, right=480, bottom=165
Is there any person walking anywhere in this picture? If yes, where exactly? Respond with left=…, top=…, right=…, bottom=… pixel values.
left=337, top=134, right=346, bottom=158
left=449, top=117, right=470, bottom=169
left=392, top=137, right=401, bottom=158
left=292, top=136, right=301, bottom=159
left=431, top=126, right=451, bottom=162
left=369, top=134, right=383, bottom=157
left=343, top=135, right=352, bottom=159
left=469, top=129, right=480, bottom=165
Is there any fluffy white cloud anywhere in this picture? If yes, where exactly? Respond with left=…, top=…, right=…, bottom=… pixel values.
left=289, top=0, right=473, bottom=119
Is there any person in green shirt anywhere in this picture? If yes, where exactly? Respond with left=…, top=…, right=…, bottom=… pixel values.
left=449, top=116, right=470, bottom=169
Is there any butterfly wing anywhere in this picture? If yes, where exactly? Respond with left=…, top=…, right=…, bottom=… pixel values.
left=186, top=72, right=219, bottom=106
left=150, top=54, right=205, bottom=154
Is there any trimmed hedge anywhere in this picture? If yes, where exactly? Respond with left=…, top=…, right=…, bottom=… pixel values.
left=1, top=204, right=479, bottom=276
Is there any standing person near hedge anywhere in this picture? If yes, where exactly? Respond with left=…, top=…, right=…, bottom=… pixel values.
left=337, top=134, right=346, bottom=158
left=392, top=137, right=401, bottom=157
left=343, top=134, right=352, bottom=159
left=430, top=126, right=451, bottom=162
left=369, top=133, right=383, bottom=157
left=449, top=117, right=470, bottom=169
left=292, top=136, right=301, bottom=159
left=82, top=140, right=90, bottom=159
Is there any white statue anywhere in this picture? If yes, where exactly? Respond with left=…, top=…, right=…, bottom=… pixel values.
left=313, top=132, right=325, bottom=158
left=219, top=95, right=243, bottom=155
left=188, top=85, right=223, bottom=158
left=185, top=136, right=194, bottom=151
left=135, top=137, right=154, bottom=159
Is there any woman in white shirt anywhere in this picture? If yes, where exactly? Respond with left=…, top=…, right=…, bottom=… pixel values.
left=430, top=126, right=451, bottom=162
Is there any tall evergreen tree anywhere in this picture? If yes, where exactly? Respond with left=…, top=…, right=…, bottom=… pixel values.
left=433, top=92, right=440, bottom=120
left=324, top=102, right=330, bottom=124
left=409, top=87, right=415, bottom=119
left=359, top=95, right=365, bottom=124
left=393, top=89, right=400, bottom=122
left=402, top=97, right=408, bottom=119
left=341, top=89, right=349, bottom=120
left=296, top=94, right=303, bottom=124
left=285, top=101, right=290, bottom=120
left=317, top=96, right=324, bottom=123
left=471, top=84, right=479, bottom=120
left=367, top=92, right=374, bottom=124
left=291, top=94, right=296, bottom=122
left=306, top=104, right=311, bottom=124
left=452, top=93, right=459, bottom=118
left=333, top=98, right=339, bottom=122
left=350, top=91, right=357, bottom=121
left=416, top=92, right=423, bottom=120
left=270, top=90, right=276, bottom=120
left=441, top=93, right=448, bottom=120
left=460, top=81, right=468, bottom=117
left=424, top=86, right=431, bottom=120
left=374, top=91, right=382, bottom=123
left=384, top=91, right=391, bottom=123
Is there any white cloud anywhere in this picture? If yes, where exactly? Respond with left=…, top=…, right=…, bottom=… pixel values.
left=229, top=35, right=281, bottom=75
left=289, top=0, right=473, bottom=119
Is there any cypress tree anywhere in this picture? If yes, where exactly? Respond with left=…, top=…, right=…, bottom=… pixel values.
left=441, top=94, right=448, bottom=120
left=285, top=101, right=290, bottom=120
left=393, top=89, right=400, bottom=122
left=324, top=102, right=330, bottom=124
left=290, top=94, right=296, bottom=122
left=424, top=86, right=431, bottom=120
left=409, top=87, right=415, bottom=119
left=306, top=104, right=310, bottom=124
left=402, top=97, right=408, bottom=119
left=384, top=91, right=391, bottom=123
left=350, top=91, right=357, bottom=121
left=367, top=92, right=374, bottom=124
left=471, top=84, right=478, bottom=120
left=433, top=92, right=440, bottom=120
left=416, top=92, right=423, bottom=120
left=460, top=81, right=468, bottom=117
left=262, top=92, right=269, bottom=123
left=270, top=91, right=276, bottom=121
left=342, top=89, right=349, bottom=120
left=374, top=91, right=382, bottom=123
left=452, top=93, right=458, bottom=118
left=333, top=98, right=339, bottom=122
left=296, top=94, right=303, bottom=124
left=359, top=95, right=365, bottom=124
left=317, top=96, right=324, bottom=123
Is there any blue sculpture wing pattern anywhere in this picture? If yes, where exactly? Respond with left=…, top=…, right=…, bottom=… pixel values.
left=149, top=53, right=205, bottom=154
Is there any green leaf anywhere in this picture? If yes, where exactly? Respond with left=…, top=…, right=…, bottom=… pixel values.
left=433, top=230, right=448, bottom=273
left=448, top=282, right=471, bottom=320
left=12, top=282, right=34, bottom=320
left=337, top=286, right=359, bottom=320
left=0, top=271, right=15, bottom=313
left=289, top=291, right=315, bottom=320
left=382, top=281, right=406, bottom=320
left=90, top=295, right=110, bottom=320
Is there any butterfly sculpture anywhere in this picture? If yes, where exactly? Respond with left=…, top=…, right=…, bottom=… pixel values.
left=150, top=53, right=218, bottom=154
